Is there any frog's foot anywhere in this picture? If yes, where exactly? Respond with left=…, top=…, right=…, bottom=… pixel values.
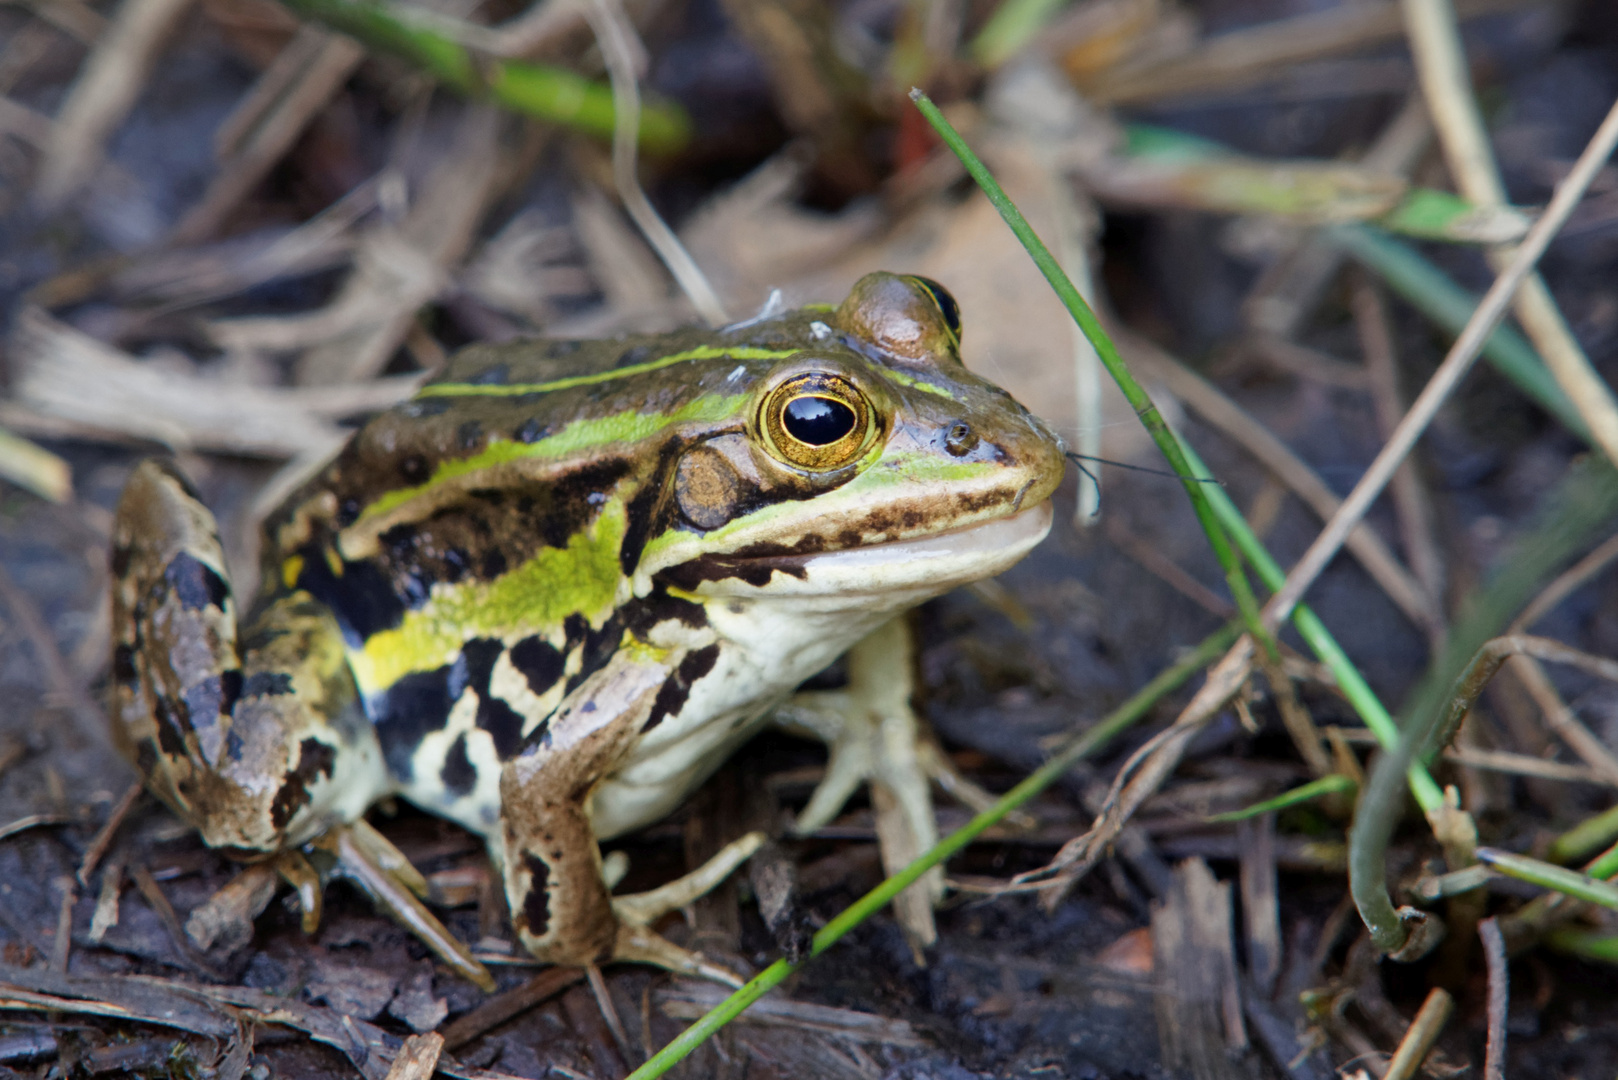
left=310, top=822, right=496, bottom=992
left=609, top=830, right=766, bottom=986
left=771, top=619, right=942, bottom=950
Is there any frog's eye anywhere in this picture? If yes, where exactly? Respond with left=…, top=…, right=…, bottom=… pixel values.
left=834, top=271, right=964, bottom=364
left=759, top=373, right=878, bottom=471
left=906, top=276, right=961, bottom=345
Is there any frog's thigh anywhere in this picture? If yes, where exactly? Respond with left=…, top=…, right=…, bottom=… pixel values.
left=498, top=650, right=673, bottom=965
left=111, top=461, right=383, bottom=854
left=771, top=617, right=944, bottom=947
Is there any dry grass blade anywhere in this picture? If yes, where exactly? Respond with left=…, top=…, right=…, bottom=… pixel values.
left=33, top=0, right=195, bottom=210
left=1479, top=916, right=1508, bottom=1080
left=656, top=983, right=925, bottom=1046
left=0, top=425, right=72, bottom=503
left=1382, top=987, right=1453, bottom=1080
left=170, top=25, right=365, bottom=245
left=1401, top=0, right=1618, bottom=471
left=583, top=0, right=726, bottom=326
left=286, top=106, right=507, bottom=385
left=1262, top=93, right=1618, bottom=630
left=11, top=307, right=419, bottom=457
left=1087, top=0, right=1535, bottom=105
left=1119, top=329, right=1441, bottom=636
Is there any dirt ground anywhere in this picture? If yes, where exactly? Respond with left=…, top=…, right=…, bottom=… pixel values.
left=2, top=0, right=1618, bottom=1077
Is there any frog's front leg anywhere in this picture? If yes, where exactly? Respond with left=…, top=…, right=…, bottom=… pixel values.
left=499, top=646, right=763, bottom=984
left=771, top=617, right=952, bottom=949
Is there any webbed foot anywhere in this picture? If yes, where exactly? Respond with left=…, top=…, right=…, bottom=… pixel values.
left=771, top=618, right=945, bottom=950
left=610, top=830, right=766, bottom=986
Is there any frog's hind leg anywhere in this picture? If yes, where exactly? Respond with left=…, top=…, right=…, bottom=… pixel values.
left=770, top=617, right=944, bottom=951
left=498, top=647, right=763, bottom=984
left=111, top=460, right=386, bottom=853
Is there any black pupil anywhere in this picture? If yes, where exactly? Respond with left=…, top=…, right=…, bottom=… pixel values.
left=782, top=396, right=856, bottom=446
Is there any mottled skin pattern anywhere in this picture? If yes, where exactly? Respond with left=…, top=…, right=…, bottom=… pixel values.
left=110, top=273, right=1066, bottom=971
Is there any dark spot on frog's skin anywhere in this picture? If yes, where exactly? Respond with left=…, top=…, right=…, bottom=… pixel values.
left=269, top=738, right=337, bottom=830
left=183, top=670, right=243, bottom=730
left=469, top=363, right=509, bottom=386
left=618, top=442, right=684, bottom=575
left=110, top=543, right=133, bottom=579
left=164, top=551, right=229, bottom=612
left=441, top=733, right=477, bottom=797
left=400, top=398, right=451, bottom=418
left=337, top=499, right=362, bottom=527
left=441, top=547, right=469, bottom=584
left=616, top=344, right=654, bottom=368
left=515, top=417, right=549, bottom=444
left=520, top=853, right=551, bottom=936
left=294, top=544, right=408, bottom=646
left=565, top=612, right=626, bottom=696
left=243, top=671, right=294, bottom=697
left=481, top=550, right=507, bottom=578
left=458, top=420, right=484, bottom=450
left=154, top=698, right=187, bottom=755
left=461, top=638, right=524, bottom=758
left=112, top=644, right=138, bottom=686
left=621, top=587, right=707, bottom=637
left=135, top=739, right=157, bottom=776
left=400, top=456, right=430, bottom=484
left=510, top=635, right=565, bottom=698
left=642, top=644, right=721, bottom=732
left=371, top=663, right=459, bottom=780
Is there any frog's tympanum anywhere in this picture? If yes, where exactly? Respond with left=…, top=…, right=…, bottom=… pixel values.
left=110, top=273, right=1066, bottom=986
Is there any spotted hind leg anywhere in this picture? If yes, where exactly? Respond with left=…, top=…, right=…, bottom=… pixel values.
left=110, top=460, right=382, bottom=852
left=110, top=461, right=492, bottom=987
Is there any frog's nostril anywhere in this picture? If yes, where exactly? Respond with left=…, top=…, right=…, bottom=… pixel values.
left=944, top=422, right=978, bottom=457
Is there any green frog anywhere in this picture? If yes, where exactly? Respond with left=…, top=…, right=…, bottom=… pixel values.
left=108, top=272, right=1066, bottom=987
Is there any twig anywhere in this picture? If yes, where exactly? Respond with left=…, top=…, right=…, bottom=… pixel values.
left=77, top=781, right=143, bottom=888
left=1263, top=93, right=1618, bottom=632
left=1511, top=531, right=1618, bottom=633
left=581, top=0, right=727, bottom=326
left=1401, top=0, right=1618, bottom=470
left=1381, top=987, right=1454, bottom=1080
left=439, top=968, right=584, bottom=1050
left=1479, top=917, right=1508, bottom=1080
left=1351, top=274, right=1446, bottom=627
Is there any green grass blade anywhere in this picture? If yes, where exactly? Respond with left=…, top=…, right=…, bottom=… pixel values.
left=1477, top=847, right=1618, bottom=909
left=281, top=0, right=690, bottom=151
left=907, top=89, right=1272, bottom=657
left=1206, top=773, right=1357, bottom=822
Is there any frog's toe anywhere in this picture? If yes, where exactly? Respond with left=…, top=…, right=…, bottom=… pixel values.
left=607, top=830, right=764, bottom=984
left=611, top=830, right=765, bottom=926
left=771, top=622, right=943, bottom=951
left=613, top=925, right=747, bottom=987
left=316, top=824, right=496, bottom=992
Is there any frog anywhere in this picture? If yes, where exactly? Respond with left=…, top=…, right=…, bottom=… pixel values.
left=108, top=271, right=1067, bottom=987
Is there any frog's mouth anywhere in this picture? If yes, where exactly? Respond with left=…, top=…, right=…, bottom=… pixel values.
left=683, top=500, right=1054, bottom=597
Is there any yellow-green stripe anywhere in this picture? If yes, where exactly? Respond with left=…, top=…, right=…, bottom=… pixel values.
left=417, top=345, right=799, bottom=399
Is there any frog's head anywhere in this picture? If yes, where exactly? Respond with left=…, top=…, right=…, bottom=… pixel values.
left=641, top=272, right=1067, bottom=601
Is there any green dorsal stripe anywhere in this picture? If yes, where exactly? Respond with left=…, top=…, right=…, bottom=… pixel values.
left=417, top=345, right=800, bottom=398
